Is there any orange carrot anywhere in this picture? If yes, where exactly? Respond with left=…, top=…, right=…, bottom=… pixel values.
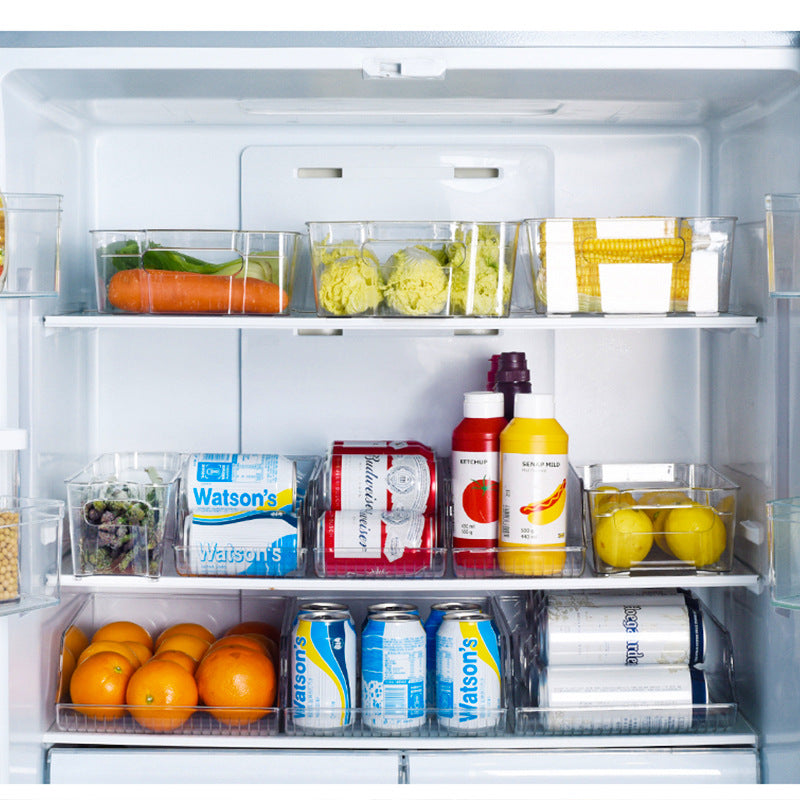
left=107, top=269, right=289, bottom=314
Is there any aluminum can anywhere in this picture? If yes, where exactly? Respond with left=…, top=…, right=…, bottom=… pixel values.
left=536, top=664, right=708, bottom=733
left=543, top=589, right=685, bottom=610
left=184, top=453, right=296, bottom=519
left=318, top=509, right=436, bottom=576
left=323, top=444, right=437, bottom=515
left=436, top=612, right=503, bottom=731
left=423, top=601, right=482, bottom=705
left=292, top=601, right=353, bottom=628
left=362, top=602, right=419, bottom=632
left=361, top=611, right=426, bottom=731
left=539, top=600, right=705, bottom=666
left=290, top=610, right=357, bottom=730
left=331, top=440, right=435, bottom=458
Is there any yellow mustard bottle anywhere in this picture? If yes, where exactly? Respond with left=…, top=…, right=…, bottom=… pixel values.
left=499, top=393, right=568, bottom=575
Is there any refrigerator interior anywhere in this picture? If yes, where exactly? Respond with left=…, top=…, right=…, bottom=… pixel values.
left=1, top=32, right=800, bottom=784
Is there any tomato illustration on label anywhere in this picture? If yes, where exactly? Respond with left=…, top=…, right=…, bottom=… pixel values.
left=462, top=478, right=499, bottom=524
left=519, top=479, right=567, bottom=526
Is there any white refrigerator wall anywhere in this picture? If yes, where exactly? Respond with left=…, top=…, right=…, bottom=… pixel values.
left=0, top=36, right=799, bottom=784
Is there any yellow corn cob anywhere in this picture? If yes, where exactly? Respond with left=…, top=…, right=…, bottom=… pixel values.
left=536, top=218, right=693, bottom=312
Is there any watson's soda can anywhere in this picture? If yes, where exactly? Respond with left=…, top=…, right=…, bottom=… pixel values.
left=185, top=453, right=297, bottom=519
left=291, top=610, right=357, bottom=731
left=436, top=612, right=503, bottom=731
left=423, top=602, right=482, bottom=705
left=536, top=664, right=708, bottom=733
left=539, top=600, right=705, bottom=666
left=323, top=445, right=437, bottom=515
left=318, top=509, right=436, bottom=576
left=361, top=611, right=426, bottom=731
left=292, top=601, right=353, bottom=628
left=362, top=602, right=420, bottom=632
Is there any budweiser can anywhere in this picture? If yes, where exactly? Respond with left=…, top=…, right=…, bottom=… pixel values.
left=436, top=611, right=503, bottom=731
left=539, top=600, right=705, bottom=666
left=536, top=664, right=708, bottom=733
left=290, top=610, right=357, bottom=731
left=361, top=611, right=427, bottom=732
left=323, top=442, right=437, bottom=515
left=317, top=509, right=436, bottom=576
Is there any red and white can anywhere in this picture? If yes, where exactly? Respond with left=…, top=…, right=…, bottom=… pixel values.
left=323, top=442, right=437, bottom=516
left=317, top=509, right=436, bottom=576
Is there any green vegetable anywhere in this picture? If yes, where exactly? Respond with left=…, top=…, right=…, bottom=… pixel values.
left=100, top=239, right=277, bottom=283
left=384, top=246, right=450, bottom=316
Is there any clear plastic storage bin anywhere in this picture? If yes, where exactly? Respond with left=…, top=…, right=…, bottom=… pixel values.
left=307, top=221, right=519, bottom=317
left=766, top=194, right=800, bottom=296
left=767, top=497, right=800, bottom=608
left=0, top=192, right=62, bottom=295
left=0, top=496, right=63, bottom=615
left=281, top=593, right=513, bottom=737
left=92, top=229, right=300, bottom=315
left=524, top=216, right=736, bottom=314
left=451, top=466, right=586, bottom=578
left=583, top=463, right=739, bottom=575
left=55, top=592, right=285, bottom=735
left=512, top=590, right=737, bottom=735
left=66, top=452, right=185, bottom=578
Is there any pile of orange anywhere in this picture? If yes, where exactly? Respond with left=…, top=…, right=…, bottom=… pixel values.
left=62, top=618, right=279, bottom=731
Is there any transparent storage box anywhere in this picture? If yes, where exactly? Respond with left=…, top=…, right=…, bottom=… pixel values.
left=174, top=455, right=319, bottom=579
left=583, top=463, right=739, bottom=575
left=55, top=592, right=284, bottom=735
left=767, top=497, right=800, bottom=608
left=281, top=593, right=513, bottom=737
left=512, top=590, right=737, bottom=735
left=0, top=496, right=63, bottom=615
left=524, top=216, right=736, bottom=314
left=766, top=193, right=800, bottom=295
left=65, top=452, right=186, bottom=578
left=308, top=448, right=446, bottom=579
left=0, top=192, right=62, bottom=295
left=451, top=465, right=586, bottom=579
left=92, top=229, right=300, bottom=315
left=307, top=221, right=519, bottom=318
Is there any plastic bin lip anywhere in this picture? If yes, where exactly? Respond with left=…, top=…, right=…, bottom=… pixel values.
left=306, top=219, right=523, bottom=226
left=90, top=227, right=303, bottom=236
left=523, top=215, right=738, bottom=223
left=65, top=451, right=186, bottom=486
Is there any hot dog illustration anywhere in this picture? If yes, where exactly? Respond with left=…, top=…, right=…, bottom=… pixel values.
left=519, top=479, right=567, bottom=525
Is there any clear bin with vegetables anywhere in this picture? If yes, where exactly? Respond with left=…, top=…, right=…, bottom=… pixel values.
left=307, top=221, right=519, bottom=317
left=66, top=452, right=185, bottom=577
left=524, top=217, right=736, bottom=314
left=92, top=229, right=301, bottom=315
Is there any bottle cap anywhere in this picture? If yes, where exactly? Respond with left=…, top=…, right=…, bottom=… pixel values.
left=514, top=393, right=555, bottom=419
left=463, top=391, right=505, bottom=419
left=498, top=352, right=528, bottom=369
left=486, top=355, right=500, bottom=391
left=0, top=428, right=27, bottom=451
left=494, top=367, right=530, bottom=384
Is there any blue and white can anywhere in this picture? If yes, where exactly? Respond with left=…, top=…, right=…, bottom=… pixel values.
left=291, top=610, right=357, bottom=730
left=361, top=611, right=426, bottom=731
left=436, top=611, right=503, bottom=731
left=423, top=601, right=482, bottom=706
left=293, top=601, right=353, bottom=627
left=361, top=602, right=419, bottom=631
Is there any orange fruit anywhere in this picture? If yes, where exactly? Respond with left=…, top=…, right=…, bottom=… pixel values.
left=57, top=646, right=77, bottom=703
left=69, top=650, right=136, bottom=719
left=195, top=645, right=277, bottom=726
left=226, top=620, right=280, bottom=644
left=151, top=650, right=199, bottom=675
left=77, top=640, right=141, bottom=668
left=91, top=621, right=153, bottom=650
left=205, top=634, right=270, bottom=659
left=155, top=623, right=215, bottom=650
left=64, top=624, right=89, bottom=658
left=126, top=659, right=199, bottom=732
left=156, top=633, right=211, bottom=662
left=123, top=641, right=153, bottom=664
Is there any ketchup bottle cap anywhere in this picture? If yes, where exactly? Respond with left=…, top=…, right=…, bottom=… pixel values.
left=463, top=391, right=505, bottom=419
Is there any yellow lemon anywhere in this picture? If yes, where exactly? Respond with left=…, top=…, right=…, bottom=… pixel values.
left=592, top=485, right=635, bottom=518
left=594, top=507, right=654, bottom=569
left=637, top=490, right=693, bottom=529
left=663, top=504, right=727, bottom=567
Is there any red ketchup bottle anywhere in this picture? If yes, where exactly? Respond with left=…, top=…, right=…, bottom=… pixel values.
left=451, top=391, right=507, bottom=573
